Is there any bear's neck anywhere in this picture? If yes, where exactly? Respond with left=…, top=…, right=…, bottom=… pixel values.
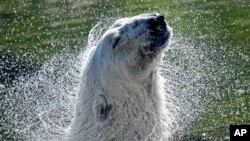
left=101, top=69, right=158, bottom=96
left=94, top=69, right=163, bottom=116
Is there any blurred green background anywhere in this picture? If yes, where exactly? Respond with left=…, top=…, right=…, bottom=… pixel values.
left=0, top=0, right=249, bottom=140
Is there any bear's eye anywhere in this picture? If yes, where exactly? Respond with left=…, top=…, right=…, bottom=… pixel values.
left=112, top=37, right=121, bottom=49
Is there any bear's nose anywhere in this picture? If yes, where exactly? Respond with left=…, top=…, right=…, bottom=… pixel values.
left=148, top=15, right=166, bottom=30
left=156, top=15, right=165, bottom=22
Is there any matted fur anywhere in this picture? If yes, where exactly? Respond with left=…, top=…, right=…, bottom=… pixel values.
left=66, top=13, right=176, bottom=141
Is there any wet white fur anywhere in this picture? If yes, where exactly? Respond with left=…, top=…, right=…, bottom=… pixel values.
left=66, top=14, right=175, bottom=141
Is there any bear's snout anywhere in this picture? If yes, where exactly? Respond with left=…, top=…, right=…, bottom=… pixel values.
left=148, top=14, right=167, bottom=32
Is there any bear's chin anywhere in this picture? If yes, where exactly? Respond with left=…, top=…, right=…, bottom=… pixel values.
left=148, top=28, right=172, bottom=53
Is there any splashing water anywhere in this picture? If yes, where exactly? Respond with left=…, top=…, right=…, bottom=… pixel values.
left=0, top=18, right=217, bottom=141
left=1, top=0, right=249, bottom=140
left=0, top=20, right=110, bottom=140
left=1, top=52, right=83, bottom=140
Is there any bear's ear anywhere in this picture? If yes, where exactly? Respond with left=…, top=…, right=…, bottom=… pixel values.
left=112, top=37, right=121, bottom=49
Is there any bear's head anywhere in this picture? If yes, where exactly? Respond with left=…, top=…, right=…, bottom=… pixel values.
left=91, top=13, right=172, bottom=80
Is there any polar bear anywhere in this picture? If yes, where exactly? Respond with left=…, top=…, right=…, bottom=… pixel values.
left=66, top=13, right=174, bottom=141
